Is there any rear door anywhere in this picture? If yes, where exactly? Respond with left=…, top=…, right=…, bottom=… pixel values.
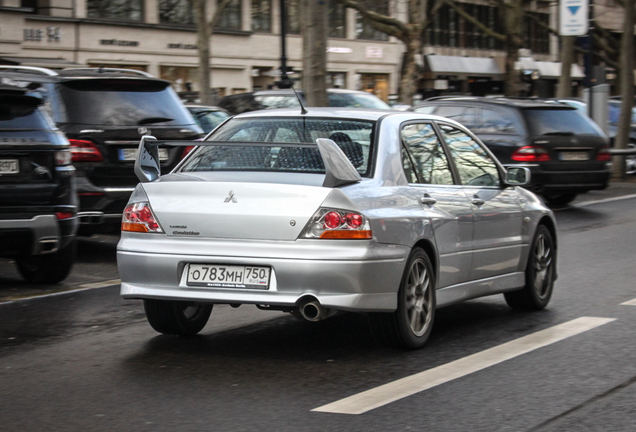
left=400, top=121, right=474, bottom=288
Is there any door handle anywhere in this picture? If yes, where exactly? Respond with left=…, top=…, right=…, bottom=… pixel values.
left=420, top=194, right=437, bottom=206
left=471, top=196, right=485, bottom=206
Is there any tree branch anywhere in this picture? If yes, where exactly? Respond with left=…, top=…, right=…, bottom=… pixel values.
left=339, top=0, right=410, bottom=39
left=210, top=0, right=234, bottom=28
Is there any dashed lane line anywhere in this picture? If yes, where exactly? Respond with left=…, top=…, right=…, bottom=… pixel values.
left=554, top=193, right=636, bottom=211
left=621, top=299, right=636, bottom=306
left=312, top=317, right=616, bottom=415
left=0, top=279, right=121, bottom=304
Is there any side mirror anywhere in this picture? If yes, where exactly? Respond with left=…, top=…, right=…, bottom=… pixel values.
left=505, top=167, right=530, bottom=186
left=134, top=135, right=160, bottom=183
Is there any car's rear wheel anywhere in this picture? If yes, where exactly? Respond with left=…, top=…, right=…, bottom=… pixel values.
left=543, top=193, right=577, bottom=206
left=143, top=299, right=213, bottom=336
left=369, top=248, right=435, bottom=349
left=16, top=239, right=76, bottom=284
left=504, top=225, right=555, bottom=310
left=626, top=143, right=636, bottom=175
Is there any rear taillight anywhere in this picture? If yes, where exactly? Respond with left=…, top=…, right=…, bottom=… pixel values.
left=55, top=150, right=72, bottom=166
left=122, top=202, right=163, bottom=233
left=55, top=211, right=74, bottom=220
left=181, top=145, right=195, bottom=159
left=596, top=147, right=612, bottom=161
left=300, top=208, right=372, bottom=240
left=69, top=139, right=103, bottom=162
left=511, top=146, right=550, bottom=162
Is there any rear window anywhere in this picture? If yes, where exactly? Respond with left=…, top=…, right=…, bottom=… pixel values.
left=191, top=110, right=230, bottom=133
left=0, top=97, right=53, bottom=130
left=180, top=117, right=375, bottom=176
left=523, top=108, right=602, bottom=136
left=254, top=95, right=300, bottom=110
left=327, top=92, right=391, bottom=110
left=58, top=79, right=195, bottom=126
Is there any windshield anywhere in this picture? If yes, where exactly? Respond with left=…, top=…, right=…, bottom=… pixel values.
left=192, top=110, right=230, bottom=133
left=328, top=92, right=391, bottom=109
left=58, top=79, right=195, bottom=126
left=254, top=95, right=301, bottom=110
left=523, top=109, right=603, bottom=136
left=180, top=117, right=375, bottom=176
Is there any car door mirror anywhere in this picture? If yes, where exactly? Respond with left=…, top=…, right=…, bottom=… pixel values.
left=505, top=167, right=530, bottom=186
left=134, top=135, right=160, bottom=183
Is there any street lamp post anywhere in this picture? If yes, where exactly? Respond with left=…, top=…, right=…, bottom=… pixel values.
left=278, top=0, right=293, bottom=88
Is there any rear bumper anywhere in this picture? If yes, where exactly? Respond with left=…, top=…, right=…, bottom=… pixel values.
left=510, top=165, right=610, bottom=193
left=0, top=214, right=76, bottom=257
left=117, top=236, right=408, bottom=312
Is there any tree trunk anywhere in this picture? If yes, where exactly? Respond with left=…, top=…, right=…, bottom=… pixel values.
left=557, top=36, right=575, bottom=98
left=615, top=0, right=635, bottom=179
left=502, top=0, right=523, bottom=97
left=400, top=31, right=421, bottom=105
left=302, top=0, right=328, bottom=107
left=195, top=0, right=211, bottom=105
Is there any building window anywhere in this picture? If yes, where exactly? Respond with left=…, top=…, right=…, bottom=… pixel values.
left=425, top=4, right=504, bottom=51
left=356, top=4, right=389, bottom=41
left=329, top=0, right=346, bottom=38
left=159, top=0, right=194, bottom=25
left=216, top=0, right=242, bottom=31
left=524, top=13, right=550, bottom=55
left=252, top=0, right=272, bottom=32
left=285, top=0, right=301, bottom=35
left=86, top=0, right=144, bottom=21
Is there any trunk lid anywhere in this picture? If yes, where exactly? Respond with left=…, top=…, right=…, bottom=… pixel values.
left=143, top=181, right=332, bottom=241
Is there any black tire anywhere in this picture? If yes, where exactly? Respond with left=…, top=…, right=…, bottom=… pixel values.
left=504, top=225, right=555, bottom=311
left=16, top=239, right=76, bottom=284
left=369, top=248, right=435, bottom=349
left=543, top=193, right=577, bottom=206
left=626, top=143, right=636, bottom=175
left=143, top=299, right=213, bottom=336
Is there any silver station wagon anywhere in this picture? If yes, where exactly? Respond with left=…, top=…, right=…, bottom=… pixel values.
left=117, top=108, right=557, bottom=349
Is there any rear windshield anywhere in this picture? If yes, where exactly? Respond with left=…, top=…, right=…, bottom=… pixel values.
left=0, top=97, right=53, bottom=130
left=523, top=108, right=602, bottom=136
left=180, top=117, right=375, bottom=176
left=58, top=79, right=195, bottom=126
left=191, top=110, right=230, bottom=133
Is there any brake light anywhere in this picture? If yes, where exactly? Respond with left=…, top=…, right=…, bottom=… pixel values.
left=511, top=146, right=550, bottom=162
left=181, top=145, right=195, bottom=159
left=55, top=212, right=74, bottom=220
left=596, top=147, right=612, bottom=161
left=300, top=208, right=372, bottom=240
left=69, top=139, right=103, bottom=162
left=121, top=202, right=163, bottom=233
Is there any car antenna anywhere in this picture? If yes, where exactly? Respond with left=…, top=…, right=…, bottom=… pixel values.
left=281, top=71, right=307, bottom=115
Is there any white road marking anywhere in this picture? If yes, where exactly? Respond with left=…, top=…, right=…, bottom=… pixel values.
left=313, top=317, right=616, bottom=415
left=0, top=279, right=121, bottom=304
left=555, top=193, right=636, bottom=211
left=621, top=299, right=636, bottom=306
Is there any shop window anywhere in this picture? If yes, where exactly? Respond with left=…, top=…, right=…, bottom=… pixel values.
left=86, top=0, right=143, bottom=21
left=356, top=4, right=389, bottom=41
left=252, top=0, right=272, bottom=32
left=359, top=73, right=389, bottom=102
left=329, top=0, right=346, bottom=38
left=327, top=72, right=346, bottom=89
left=159, top=0, right=194, bottom=25
left=215, top=0, right=242, bottom=31
left=160, top=66, right=199, bottom=92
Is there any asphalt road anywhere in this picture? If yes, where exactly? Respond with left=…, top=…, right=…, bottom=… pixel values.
left=1, top=184, right=636, bottom=431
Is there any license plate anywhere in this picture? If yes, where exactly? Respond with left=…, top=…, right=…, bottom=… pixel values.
left=559, top=151, right=589, bottom=161
left=119, top=148, right=169, bottom=161
left=0, top=159, right=19, bottom=174
left=186, top=264, right=271, bottom=289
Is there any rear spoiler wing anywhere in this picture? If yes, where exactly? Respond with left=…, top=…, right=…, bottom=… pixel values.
left=134, top=136, right=361, bottom=188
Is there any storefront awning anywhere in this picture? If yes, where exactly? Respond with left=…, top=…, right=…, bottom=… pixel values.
left=514, top=57, right=585, bottom=79
left=0, top=56, right=83, bottom=69
left=425, top=55, right=503, bottom=77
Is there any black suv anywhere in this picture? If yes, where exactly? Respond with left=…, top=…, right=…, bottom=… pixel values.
left=0, top=66, right=203, bottom=233
left=0, top=84, right=77, bottom=283
left=411, top=97, right=611, bottom=205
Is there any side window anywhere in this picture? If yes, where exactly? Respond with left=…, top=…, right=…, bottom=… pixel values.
left=439, top=124, right=500, bottom=187
left=479, top=109, right=517, bottom=134
left=436, top=106, right=478, bottom=130
left=401, top=123, right=454, bottom=185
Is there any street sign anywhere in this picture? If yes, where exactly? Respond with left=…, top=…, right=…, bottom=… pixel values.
left=559, top=0, right=589, bottom=36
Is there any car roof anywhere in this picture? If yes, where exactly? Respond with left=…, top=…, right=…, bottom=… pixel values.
left=231, top=107, right=397, bottom=121
left=248, top=88, right=378, bottom=97
left=416, top=97, right=576, bottom=110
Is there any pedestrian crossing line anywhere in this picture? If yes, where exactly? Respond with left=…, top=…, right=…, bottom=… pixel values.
left=312, top=317, right=616, bottom=415
left=621, top=299, right=636, bottom=306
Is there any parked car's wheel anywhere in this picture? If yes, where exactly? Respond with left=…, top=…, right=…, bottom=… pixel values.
left=626, top=142, right=636, bottom=175
left=143, top=299, right=212, bottom=336
left=543, top=193, right=577, bottom=206
left=369, top=248, right=435, bottom=349
left=505, top=225, right=555, bottom=310
left=16, top=239, right=76, bottom=284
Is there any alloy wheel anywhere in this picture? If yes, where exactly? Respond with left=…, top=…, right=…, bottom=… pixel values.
left=405, top=258, right=433, bottom=337
left=532, top=233, right=553, bottom=299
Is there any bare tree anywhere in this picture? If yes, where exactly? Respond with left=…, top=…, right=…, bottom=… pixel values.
left=302, top=0, right=329, bottom=106
left=195, top=0, right=233, bottom=105
left=557, top=36, right=575, bottom=98
left=615, top=0, right=634, bottom=179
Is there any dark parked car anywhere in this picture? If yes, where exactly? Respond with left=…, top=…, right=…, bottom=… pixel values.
left=0, top=84, right=77, bottom=283
left=185, top=104, right=230, bottom=133
left=0, top=66, right=203, bottom=234
left=411, top=97, right=611, bottom=205
left=218, top=88, right=392, bottom=114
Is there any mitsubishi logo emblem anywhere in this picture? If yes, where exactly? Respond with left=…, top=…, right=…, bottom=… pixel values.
left=224, top=190, right=237, bottom=203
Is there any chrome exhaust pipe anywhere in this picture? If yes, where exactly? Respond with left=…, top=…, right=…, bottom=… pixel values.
left=300, top=300, right=324, bottom=322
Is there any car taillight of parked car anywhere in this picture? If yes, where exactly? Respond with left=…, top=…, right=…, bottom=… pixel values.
left=300, top=208, right=372, bottom=239
left=511, top=146, right=550, bottom=162
left=55, top=150, right=72, bottom=165
left=122, top=202, right=163, bottom=233
left=69, top=139, right=104, bottom=162
left=596, top=147, right=612, bottom=162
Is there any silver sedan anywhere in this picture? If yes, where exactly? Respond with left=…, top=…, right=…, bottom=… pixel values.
left=117, top=108, right=557, bottom=349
